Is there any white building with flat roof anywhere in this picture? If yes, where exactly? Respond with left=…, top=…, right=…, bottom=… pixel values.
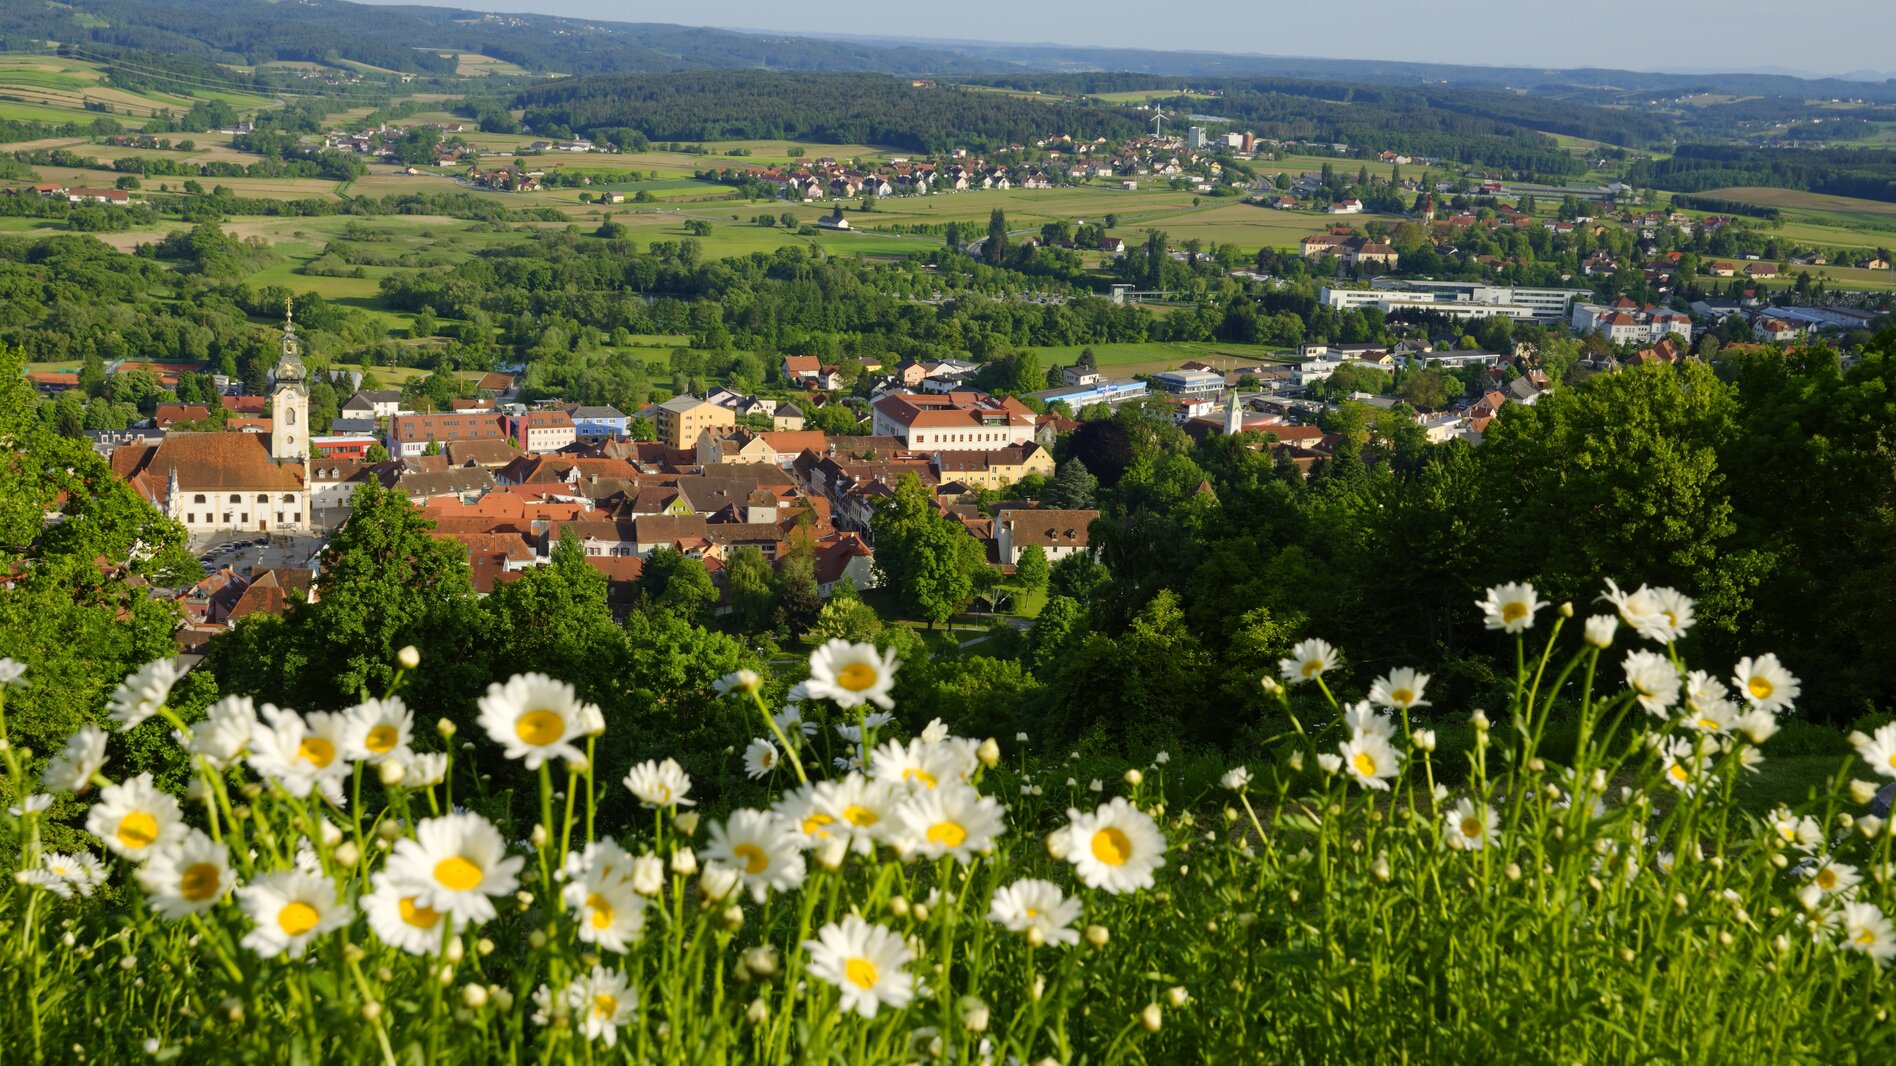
left=1321, top=282, right=1586, bottom=323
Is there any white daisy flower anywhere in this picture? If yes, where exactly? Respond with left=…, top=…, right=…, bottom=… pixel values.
left=714, top=669, right=764, bottom=696
left=107, top=658, right=180, bottom=730
left=476, top=673, right=586, bottom=770
left=1850, top=723, right=1896, bottom=781
left=1622, top=650, right=1681, bottom=717
left=1317, top=752, right=1342, bottom=775
left=1061, top=797, right=1167, bottom=895
left=562, top=837, right=636, bottom=890
left=384, top=812, right=524, bottom=925
left=1810, top=859, right=1862, bottom=898
left=1658, top=737, right=1705, bottom=794
left=1478, top=582, right=1544, bottom=633
left=362, top=873, right=451, bottom=956
left=569, top=871, right=646, bottom=954
left=772, top=704, right=817, bottom=740
left=622, top=757, right=695, bottom=809
left=1840, top=902, right=1896, bottom=965
left=42, top=851, right=106, bottom=897
left=1767, top=806, right=1824, bottom=852
left=804, top=914, right=914, bottom=1018
left=1736, top=707, right=1779, bottom=745
left=0, top=657, right=24, bottom=685
left=1733, top=653, right=1800, bottom=714
left=1368, top=668, right=1430, bottom=711
left=1647, top=587, right=1695, bottom=642
left=1278, top=638, right=1340, bottom=685
left=238, top=869, right=350, bottom=959
left=1583, top=614, right=1618, bottom=649
left=870, top=737, right=963, bottom=793
left=1220, top=766, right=1252, bottom=792
left=1342, top=700, right=1397, bottom=742
left=188, top=696, right=259, bottom=769
left=919, top=718, right=952, bottom=744
left=889, top=783, right=1005, bottom=865
left=743, top=738, right=780, bottom=780
left=42, top=724, right=109, bottom=794
left=565, top=965, right=636, bottom=1045
left=1443, top=798, right=1498, bottom=851
left=405, top=752, right=448, bottom=789
left=772, top=785, right=840, bottom=846
left=806, top=640, right=899, bottom=710
left=344, top=697, right=414, bottom=765
left=1680, top=681, right=1737, bottom=735
left=703, top=809, right=807, bottom=903
left=16, top=869, right=72, bottom=898
left=86, top=772, right=184, bottom=861
left=1339, top=732, right=1402, bottom=791
left=988, top=878, right=1082, bottom=946
left=247, top=706, right=352, bottom=804
left=812, top=773, right=895, bottom=854
left=135, top=830, right=233, bottom=920
left=9, top=792, right=50, bottom=817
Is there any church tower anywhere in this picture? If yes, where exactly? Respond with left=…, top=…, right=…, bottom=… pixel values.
left=1223, top=390, right=1244, bottom=436
left=271, top=300, right=309, bottom=462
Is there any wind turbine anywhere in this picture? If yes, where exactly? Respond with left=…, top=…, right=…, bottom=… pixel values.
left=1151, top=105, right=1167, bottom=140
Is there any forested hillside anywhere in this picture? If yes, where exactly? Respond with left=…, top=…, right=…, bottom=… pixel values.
left=1629, top=145, right=1896, bottom=204
left=515, top=72, right=1142, bottom=151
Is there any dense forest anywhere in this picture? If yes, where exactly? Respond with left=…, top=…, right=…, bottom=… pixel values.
left=514, top=72, right=1141, bottom=151
left=1629, top=145, right=1896, bottom=203
left=0, top=0, right=1001, bottom=77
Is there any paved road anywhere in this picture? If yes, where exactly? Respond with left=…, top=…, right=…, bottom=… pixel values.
left=193, top=531, right=327, bottom=574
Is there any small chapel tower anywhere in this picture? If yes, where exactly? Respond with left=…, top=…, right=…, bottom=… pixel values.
left=271, top=299, right=308, bottom=462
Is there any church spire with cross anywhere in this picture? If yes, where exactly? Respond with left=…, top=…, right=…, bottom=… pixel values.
left=270, top=298, right=308, bottom=461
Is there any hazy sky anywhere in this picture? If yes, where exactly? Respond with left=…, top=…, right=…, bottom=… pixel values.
left=359, top=0, right=1896, bottom=76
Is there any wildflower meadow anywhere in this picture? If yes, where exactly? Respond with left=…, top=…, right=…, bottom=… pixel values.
left=2, top=579, right=1894, bottom=1063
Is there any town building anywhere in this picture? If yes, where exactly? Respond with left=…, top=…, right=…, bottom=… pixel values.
left=655, top=395, right=736, bottom=449
left=870, top=392, right=1036, bottom=451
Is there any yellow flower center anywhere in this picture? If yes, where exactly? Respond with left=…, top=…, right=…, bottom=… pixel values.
left=1460, top=817, right=1484, bottom=840
left=366, top=725, right=400, bottom=754
left=843, top=804, right=879, bottom=827
left=927, top=821, right=968, bottom=848
left=399, top=896, right=440, bottom=929
left=1090, top=826, right=1132, bottom=867
left=116, top=811, right=159, bottom=850
left=1300, top=658, right=1324, bottom=678
left=586, top=893, right=615, bottom=928
left=1855, top=929, right=1877, bottom=947
left=1352, top=752, right=1378, bottom=778
left=844, top=956, right=879, bottom=989
left=592, top=993, right=618, bottom=1019
left=179, top=862, right=221, bottom=902
left=733, top=843, right=770, bottom=875
left=434, top=855, right=483, bottom=892
left=278, top=901, right=320, bottom=937
left=514, top=710, right=564, bottom=746
left=836, top=662, right=879, bottom=692
left=1390, top=689, right=1413, bottom=706
left=1696, top=718, right=1720, bottom=731
left=1817, top=869, right=1837, bottom=891
left=1747, top=676, right=1773, bottom=700
left=1888, top=754, right=1896, bottom=771
left=1501, top=601, right=1528, bottom=623
left=1667, top=763, right=1689, bottom=783
left=903, top=768, right=938, bottom=788
left=297, top=736, right=335, bottom=768
left=801, top=813, right=835, bottom=837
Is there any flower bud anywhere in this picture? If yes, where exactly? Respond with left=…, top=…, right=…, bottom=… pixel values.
left=360, top=1001, right=382, bottom=1022
left=333, top=841, right=360, bottom=868
left=1123, top=768, right=1143, bottom=787
left=816, top=836, right=848, bottom=871
left=529, top=824, right=548, bottom=849
left=397, top=645, right=421, bottom=670
left=477, top=938, right=494, bottom=956
left=741, top=945, right=780, bottom=979
left=1085, top=925, right=1109, bottom=949
left=444, top=937, right=465, bottom=964
left=435, top=717, right=456, bottom=739
left=700, top=864, right=741, bottom=905
left=565, top=756, right=590, bottom=777
left=1025, top=924, right=1046, bottom=948
left=630, top=854, right=664, bottom=896
left=1851, top=779, right=1880, bottom=806
left=1141, top=1003, right=1163, bottom=1032
left=376, top=819, right=406, bottom=843
left=527, top=930, right=547, bottom=950
left=1558, top=601, right=1574, bottom=619
left=377, top=759, right=407, bottom=787
left=462, top=984, right=488, bottom=1009
left=911, top=902, right=930, bottom=923
left=977, top=738, right=1000, bottom=768
left=746, top=998, right=769, bottom=1026
left=1287, top=749, right=1304, bottom=772
left=1260, top=675, right=1283, bottom=697
left=674, top=812, right=700, bottom=837
left=889, top=896, right=911, bottom=918
left=1469, top=710, right=1490, bottom=731
left=319, top=821, right=343, bottom=847
left=671, top=847, right=697, bottom=876
left=721, top=904, right=745, bottom=931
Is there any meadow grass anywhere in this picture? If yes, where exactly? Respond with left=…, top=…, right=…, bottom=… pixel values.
left=0, top=583, right=1892, bottom=1063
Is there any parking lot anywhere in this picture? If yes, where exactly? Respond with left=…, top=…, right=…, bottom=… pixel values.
left=191, top=532, right=328, bottom=574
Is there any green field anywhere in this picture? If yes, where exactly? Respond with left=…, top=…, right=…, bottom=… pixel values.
left=1028, top=340, right=1296, bottom=376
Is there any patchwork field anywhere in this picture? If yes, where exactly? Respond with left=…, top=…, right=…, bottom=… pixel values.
left=1699, top=186, right=1896, bottom=218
